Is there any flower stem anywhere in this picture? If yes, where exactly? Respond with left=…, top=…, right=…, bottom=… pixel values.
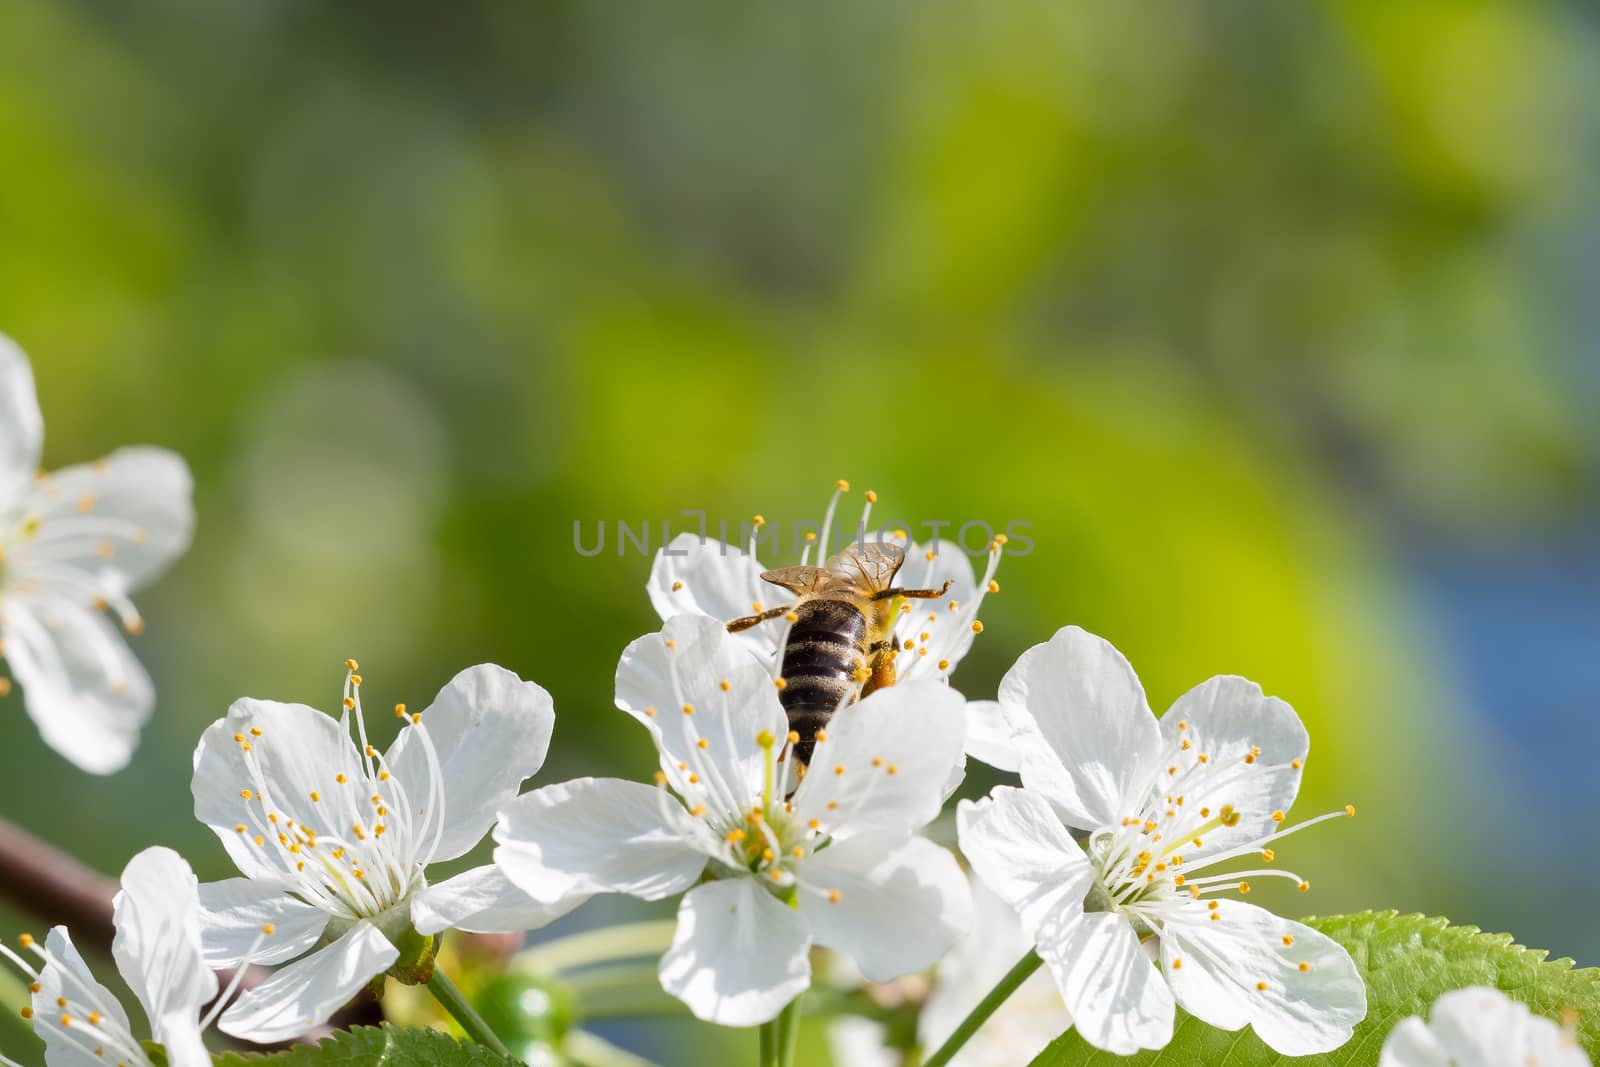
left=775, top=997, right=801, bottom=1067
left=919, top=951, right=1043, bottom=1067
left=759, top=1018, right=780, bottom=1067
left=425, top=966, right=511, bottom=1058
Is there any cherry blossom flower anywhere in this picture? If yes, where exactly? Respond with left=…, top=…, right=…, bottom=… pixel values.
left=494, top=614, right=973, bottom=1027
left=1, top=847, right=227, bottom=1067
left=190, top=661, right=565, bottom=1042
left=1380, top=986, right=1590, bottom=1067
left=957, top=626, right=1365, bottom=1055
left=0, top=334, right=193, bottom=772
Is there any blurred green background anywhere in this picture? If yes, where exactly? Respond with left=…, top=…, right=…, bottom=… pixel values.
left=3, top=1, right=1598, bottom=1063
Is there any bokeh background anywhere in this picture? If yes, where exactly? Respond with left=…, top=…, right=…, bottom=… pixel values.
left=2, top=2, right=1597, bottom=1064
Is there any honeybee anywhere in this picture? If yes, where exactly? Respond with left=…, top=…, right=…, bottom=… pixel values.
left=727, top=541, right=952, bottom=765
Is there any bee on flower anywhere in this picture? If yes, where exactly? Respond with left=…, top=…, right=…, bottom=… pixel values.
left=494, top=614, right=974, bottom=1027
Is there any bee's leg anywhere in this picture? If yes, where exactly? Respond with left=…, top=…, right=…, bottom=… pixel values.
left=726, top=603, right=797, bottom=633
left=869, top=578, right=954, bottom=602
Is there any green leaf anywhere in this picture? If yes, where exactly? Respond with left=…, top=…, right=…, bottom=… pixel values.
left=1028, top=911, right=1600, bottom=1066
left=211, top=1024, right=524, bottom=1067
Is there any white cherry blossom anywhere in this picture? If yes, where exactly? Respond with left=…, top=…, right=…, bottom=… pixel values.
left=1, top=847, right=225, bottom=1067
left=0, top=334, right=194, bottom=773
left=646, top=482, right=1004, bottom=694
left=957, top=626, right=1365, bottom=1055
left=494, top=614, right=973, bottom=1027
left=190, top=660, right=567, bottom=1043
left=1380, top=986, right=1590, bottom=1067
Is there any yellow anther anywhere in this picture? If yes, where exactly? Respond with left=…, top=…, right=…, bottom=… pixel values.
left=345, top=659, right=359, bottom=671
left=1291, top=759, right=1303, bottom=770
left=393, top=704, right=407, bottom=719
left=804, top=532, right=817, bottom=542
left=682, top=704, right=695, bottom=715
left=971, top=621, right=984, bottom=634
left=1210, top=912, right=1221, bottom=921
left=1297, top=881, right=1311, bottom=892
left=783, top=611, right=799, bottom=624
left=343, top=698, right=355, bottom=710
left=938, top=659, right=950, bottom=670
left=834, top=765, right=845, bottom=775
left=233, top=733, right=246, bottom=743
left=752, top=515, right=765, bottom=527
left=696, top=738, right=709, bottom=750
left=718, top=679, right=732, bottom=692
left=1197, top=753, right=1209, bottom=764
left=827, top=889, right=842, bottom=904
left=751, top=601, right=763, bottom=613
left=726, top=829, right=746, bottom=843
left=865, top=490, right=878, bottom=503
left=1173, top=874, right=1185, bottom=886
left=903, top=639, right=915, bottom=651
left=815, top=730, right=827, bottom=742
left=1298, top=961, right=1310, bottom=972
left=1180, top=739, right=1191, bottom=750
left=653, top=771, right=667, bottom=785
left=1271, top=810, right=1286, bottom=823
left=253, top=836, right=264, bottom=847
left=871, top=757, right=882, bottom=767
left=1256, top=981, right=1268, bottom=992
left=410, top=713, right=421, bottom=725
left=835, top=479, right=850, bottom=491
left=987, top=579, right=999, bottom=593
left=1220, top=805, right=1240, bottom=827
left=672, top=581, right=684, bottom=591
left=886, top=764, right=898, bottom=775
left=350, top=675, right=362, bottom=686
left=768, top=868, right=784, bottom=882
left=761, top=847, right=775, bottom=862
left=665, top=640, right=677, bottom=649
left=365, top=745, right=377, bottom=757
left=56, top=997, right=66, bottom=1008
left=826, top=801, right=838, bottom=811
left=852, top=666, right=871, bottom=683
left=1168, top=766, right=1177, bottom=776
left=1207, top=901, right=1219, bottom=911
left=1262, top=849, right=1275, bottom=862
left=240, top=789, right=253, bottom=800
left=1238, top=881, right=1251, bottom=894
left=1345, top=804, right=1356, bottom=817
left=60, top=1013, right=73, bottom=1027
left=644, top=706, right=657, bottom=717
left=28, top=982, right=39, bottom=993
left=993, top=533, right=1008, bottom=545
left=1244, top=752, right=1257, bottom=764
left=689, top=805, right=708, bottom=817
left=0, top=679, right=9, bottom=697
left=1171, top=958, right=1183, bottom=970
left=1199, top=807, right=1210, bottom=817
left=19, top=1007, right=32, bottom=1019
left=924, top=549, right=937, bottom=562
left=791, top=846, right=804, bottom=858
left=262, top=923, right=276, bottom=936
left=374, top=824, right=386, bottom=837
left=335, top=774, right=347, bottom=784
left=235, top=823, right=246, bottom=833
left=250, top=727, right=263, bottom=737
left=787, top=731, right=800, bottom=744
left=774, top=677, right=788, bottom=690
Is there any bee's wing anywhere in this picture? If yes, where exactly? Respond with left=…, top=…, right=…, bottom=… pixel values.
left=825, top=541, right=906, bottom=592
left=761, top=566, right=836, bottom=595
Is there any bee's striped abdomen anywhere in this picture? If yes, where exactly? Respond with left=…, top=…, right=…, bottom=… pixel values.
left=780, top=598, right=867, bottom=765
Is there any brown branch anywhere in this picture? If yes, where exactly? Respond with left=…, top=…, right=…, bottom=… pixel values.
left=0, top=814, right=117, bottom=947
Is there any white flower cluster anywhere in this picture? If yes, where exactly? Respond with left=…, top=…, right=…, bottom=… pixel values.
left=2, top=338, right=1586, bottom=1067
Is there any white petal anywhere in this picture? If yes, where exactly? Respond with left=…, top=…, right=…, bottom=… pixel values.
left=790, top=680, right=966, bottom=841
left=887, top=538, right=986, bottom=683
left=658, top=878, right=812, bottom=1027
left=1006, top=627, right=1163, bottom=829
left=1039, top=909, right=1173, bottom=1055
left=3, top=599, right=153, bottom=774
left=0, top=333, right=43, bottom=504
left=196, top=878, right=328, bottom=967
left=963, top=699, right=1024, bottom=772
left=157, top=1016, right=214, bottom=1067
left=191, top=698, right=354, bottom=880
left=31, top=926, right=139, bottom=1067
left=828, top=1018, right=899, bottom=1067
left=955, top=788, right=1095, bottom=937
left=112, top=847, right=217, bottom=1044
left=797, top=834, right=971, bottom=982
left=615, top=615, right=786, bottom=807
left=21, top=447, right=194, bottom=593
left=1159, top=903, right=1364, bottom=1055
left=1408, top=985, right=1589, bottom=1067
left=1378, top=1016, right=1452, bottom=1067
left=1157, top=675, right=1308, bottom=857
left=219, top=922, right=397, bottom=1044
left=385, top=664, right=557, bottom=863
left=647, top=533, right=779, bottom=662
left=495, top=777, right=707, bottom=903
left=411, top=863, right=584, bottom=935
